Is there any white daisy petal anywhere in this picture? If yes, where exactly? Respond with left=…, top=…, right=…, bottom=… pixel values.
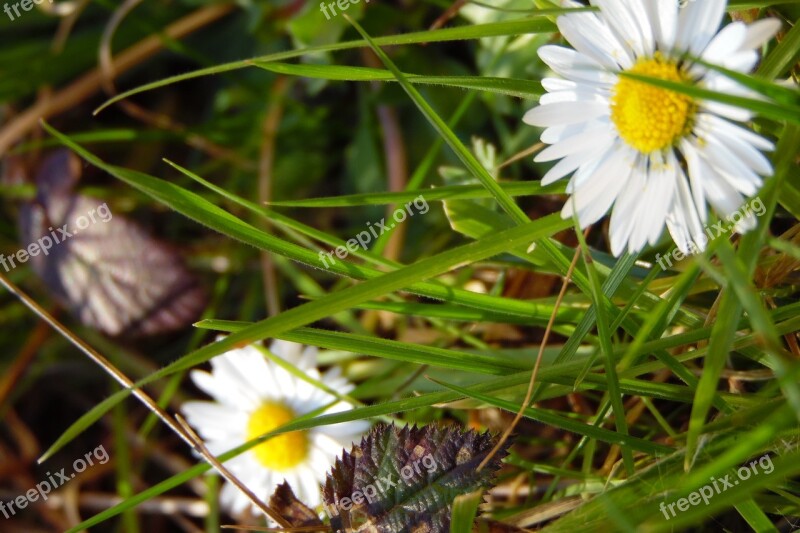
left=557, top=10, right=633, bottom=70
left=701, top=165, right=747, bottom=218
left=535, top=124, right=615, bottom=162
left=298, top=466, right=323, bottom=507
left=182, top=402, right=247, bottom=440
left=540, top=119, right=609, bottom=144
left=676, top=0, right=727, bottom=56
left=647, top=154, right=677, bottom=245
left=710, top=124, right=774, bottom=175
left=268, top=339, right=305, bottom=364
left=220, top=481, right=249, bottom=515
left=608, top=157, right=648, bottom=255
left=190, top=369, right=259, bottom=409
left=702, top=113, right=775, bottom=152
left=538, top=89, right=607, bottom=105
left=541, top=136, right=616, bottom=185
left=721, top=50, right=759, bottom=73
left=562, top=142, right=636, bottom=227
left=741, top=18, right=782, bottom=50
left=633, top=151, right=676, bottom=247
left=594, top=0, right=653, bottom=59
left=667, top=168, right=706, bottom=254
left=701, top=136, right=763, bottom=195
left=680, top=139, right=710, bottom=222
left=701, top=102, right=753, bottom=123
left=702, top=22, right=747, bottom=65
left=538, top=45, right=617, bottom=86
left=523, top=101, right=609, bottom=127
left=622, top=0, right=655, bottom=56
left=644, top=0, right=678, bottom=52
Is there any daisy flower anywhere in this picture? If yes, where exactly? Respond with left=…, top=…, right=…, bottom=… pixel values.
left=181, top=339, right=369, bottom=515
left=523, top=0, right=782, bottom=256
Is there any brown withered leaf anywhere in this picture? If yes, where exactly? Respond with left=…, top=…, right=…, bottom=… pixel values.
left=268, top=482, right=325, bottom=528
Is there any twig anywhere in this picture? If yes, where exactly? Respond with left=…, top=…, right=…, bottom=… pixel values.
left=259, top=76, right=290, bottom=316
left=0, top=3, right=235, bottom=156
left=0, top=271, right=198, bottom=456
left=478, top=230, right=585, bottom=471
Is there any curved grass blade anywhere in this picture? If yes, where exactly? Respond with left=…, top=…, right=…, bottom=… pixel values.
left=255, top=63, right=542, bottom=99
left=430, top=378, right=673, bottom=455
left=94, top=17, right=561, bottom=114
left=196, top=320, right=528, bottom=375
left=268, top=182, right=562, bottom=207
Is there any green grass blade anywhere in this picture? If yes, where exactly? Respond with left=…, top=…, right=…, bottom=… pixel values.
left=269, top=182, right=563, bottom=207
left=94, top=17, right=560, bottom=114
left=255, top=62, right=543, bottom=99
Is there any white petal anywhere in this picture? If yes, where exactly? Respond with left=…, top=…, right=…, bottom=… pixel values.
left=538, top=89, right=607, bottom=105
left=701, top=113, right=775, bottom=152
left=523, top=101, right=609, bottom=127
left=312, top=432, right=350, bottom=460
left=210, top=350, right=271, bottom=406
left=535, top=124, right=615, bottom=162
left=702, top=103, right=753, bottom=123
left=675, top=0, right=726, bottom=56
left=640, top=151, right=678, bottom=246
left=741, top=18, right=782, bottom=50
left=595, top=0, right=653, bottom=59
left=541, top=77, right=577, bottom=92
left=316, top=417, right=370, bottom=439
left=680, top=139, right=710, bottom=223
left=220, top=481, right=251, bottom=515
left=608, top=157, right=647, bottom=255
left=181, top=401, right=247, bottom=441
left=269, top=339, right=305, bottom=364
left=644, top=0, right=678, bottom=52
left=562, top=141, right=636, bottom=228
left=702, top=22, right=746, bottom=65
left=540, top=119, right=609, bottom=144
left=557, top=9, right=633, bottom=69
left=701, top=164, right=747, bottom=218
left=709, top=123, right=774, bottom=175
left=541, top=137, right=615, bottom=185
left=622, top=0, right=655, bottom=56
left=722, top=50, right=759, bottom=73
left=646, top=153, right=678, bottom=245
left=666, top=167, right=707, bottom=254
left=701, top=136, right=763, bottom=195
left=538, top=45, right=617, bottom=86
left=297, top=466, right=323, bottom=507
left=190, top=369, right=259, bottom=410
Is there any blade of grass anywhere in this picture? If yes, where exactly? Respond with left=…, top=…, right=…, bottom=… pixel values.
left=572, top=216, right=633, bottom=474
left=94, top=16, right=564, bottom=114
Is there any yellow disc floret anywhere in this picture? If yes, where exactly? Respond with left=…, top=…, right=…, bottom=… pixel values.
left=246, top=401, right=308, bottom=471
left=611, top=56, right=696, bottom=154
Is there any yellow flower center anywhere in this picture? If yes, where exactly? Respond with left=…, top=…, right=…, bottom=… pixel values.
left=246, top=402, right=308, bottom=471
left=610, top=56, right=696, bottom=154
